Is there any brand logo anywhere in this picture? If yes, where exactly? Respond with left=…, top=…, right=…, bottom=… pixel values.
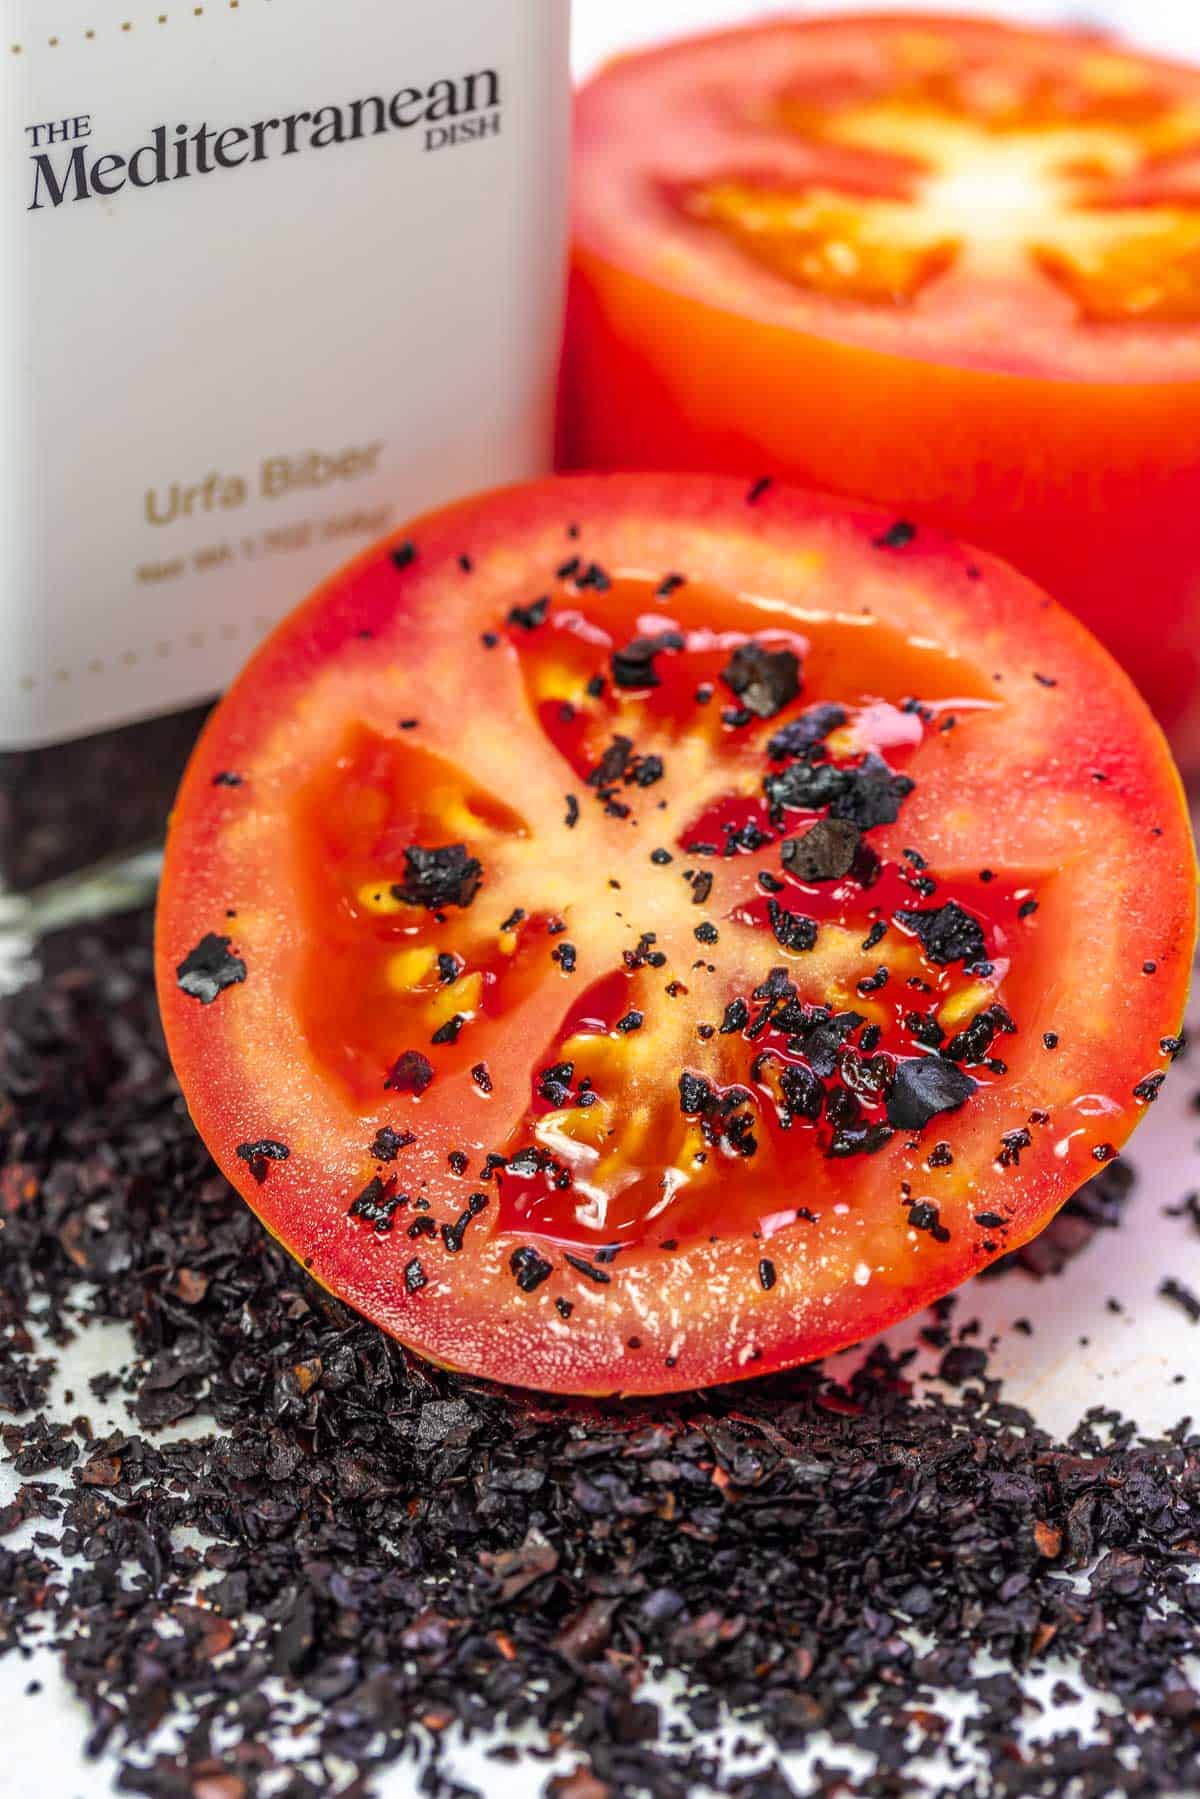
left=24, top=70, right=502, bottom=210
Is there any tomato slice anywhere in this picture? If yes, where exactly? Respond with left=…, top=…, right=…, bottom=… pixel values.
left=562, top=15, right=1200, bottom=763
left=156, top=474, right=1194, bottom=1396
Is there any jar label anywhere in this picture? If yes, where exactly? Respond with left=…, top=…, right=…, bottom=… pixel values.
left=2, top=0, right=570, bottom=749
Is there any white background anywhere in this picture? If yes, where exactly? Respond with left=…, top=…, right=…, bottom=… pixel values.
left=5, top=4, right=1200, bottom=1796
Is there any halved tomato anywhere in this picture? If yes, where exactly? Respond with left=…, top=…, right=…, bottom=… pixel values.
left=155, top=473, right=1194, bottom=1396
left=562, top=14, right=1200, bottom=763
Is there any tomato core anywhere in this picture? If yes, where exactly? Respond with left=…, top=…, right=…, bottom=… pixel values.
left=681, top=39, right=1200, bottom=321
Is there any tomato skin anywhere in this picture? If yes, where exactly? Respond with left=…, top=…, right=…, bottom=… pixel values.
left=156, top=472, right=1195, bottom=1397
left=561, top=16, right=1200, bottom=764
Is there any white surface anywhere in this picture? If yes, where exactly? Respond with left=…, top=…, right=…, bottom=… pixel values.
left=5, top=1, right=1200, bottom=1794
left=3, top=967, right=1199, bottom=1798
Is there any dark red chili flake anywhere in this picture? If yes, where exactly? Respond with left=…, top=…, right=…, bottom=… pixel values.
left=691, top=871, right=714, bottom=906
left=175, top=933, right=246, bottom=1005
left=945, top=1003, right=1016, bottom=1066
left=719, top=641, right=802, bottom=720
left=564, top=1253, right=611, bottom=1285
left=385, top=1051, right=435, bottom=1096
left=874, top=518, right=916, bottom=548
left=678, top=1071, right=712, bottom=1115
left=1134, top=1072, right=1167, bottom=1103
left=234, top=1139, right=290, bottom=1184
left=746, top=475, right=772, bottom=503
left=1043, top=1031, right=1059, bottom=1049
left=611, top=630, right=684, bottom=690
left=507, top=595, right=550, bottom=630
left=552, top=942, right=577, bottom=973
left=758, top=1258, right=776, bottom=1291
left=887, top=1058, right=976, bottom=1132
left=767, top=898, right=818, bottom=953
left=781, top=818, right=862, bottom=883
left=767, top=703, right=846, bottom=760
left=765, top=752, right=913, bottom=831
left=471, top=1062, right=493, bottom=1094
left=404, top=1256, right=427, bottom=1293
left=615, top=1011, right=644, bottom=1034
left=389, top=539, right=417, bottom=571
left=392, top=843, right=482, bottom=912
left=650, top=847, right=673, bottom=866
left=348, top=1176, right=404, bottom=1233
left=510, top=1247, right=554, bottom=1292
left=998, top=1126, right=1034, bottom=1167
left=907, top=1200, right=951, bottom=1242
left=441, top=1193, right=488, bottom=1254
left=370, top=1125, right=414, bottom=1160
left=212, top=770, right=243, bottom=787
left=574, top=560, right=612, bottom=592
left=430, top=1014, right=466, bottom=1046
left=1160, top=1277, right=1200, bottom=1323
left=719, top=997, right=750, bottom=1035
left=657, top=572, right=686, bottom=597
left=895, top=900, right=987, bottom=967
left=694, top=922, right=719, bottom=945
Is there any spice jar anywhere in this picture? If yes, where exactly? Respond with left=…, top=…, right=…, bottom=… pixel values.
left=1, top=0, right=571, bottom=920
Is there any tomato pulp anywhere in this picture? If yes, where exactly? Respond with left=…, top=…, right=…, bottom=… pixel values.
left=563, top=14, right=1200, bottom=763
left=156, top=474, right=1194, bottom=1395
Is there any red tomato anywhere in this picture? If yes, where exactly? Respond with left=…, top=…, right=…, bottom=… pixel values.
left=562, top=14, right=1200, bottom=763
left=156, top=474, right=1194, bottom=1395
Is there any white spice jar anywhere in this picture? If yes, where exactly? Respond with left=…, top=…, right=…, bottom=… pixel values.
left=0, top=0, right=571, bottom=898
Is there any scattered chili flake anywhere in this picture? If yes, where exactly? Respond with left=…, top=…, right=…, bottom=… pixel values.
left=719, top=641, right=801, bottom=719
left=564, top=1253, right=611, bottom=1285
left=392, top=844, right=482, bottom=911
left=781, top=817, right=861, bottom=884
left=1160, top=1277, right=1200, bottom=1323
left=895, top=900, right=987, bottom=967
left=510, top=1247, right=554, bottom=1292
left=234, top=1139, right=290, bottom=1184
left=887, top=1058, right=976, bottom=1132
left=508, top=595, right=550, bottom=631
left=175, top=933, right=246, bottom=1005
left=385, top=1051, right=435, bottom=1096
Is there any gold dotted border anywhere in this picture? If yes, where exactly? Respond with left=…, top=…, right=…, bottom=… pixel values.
left=12, top=2, right=264, bottom=55
left=15, top=615, right=280, bottom=693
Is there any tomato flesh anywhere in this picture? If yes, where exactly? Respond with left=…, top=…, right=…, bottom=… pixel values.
left=155, top=474, right=1195, bottom=1395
